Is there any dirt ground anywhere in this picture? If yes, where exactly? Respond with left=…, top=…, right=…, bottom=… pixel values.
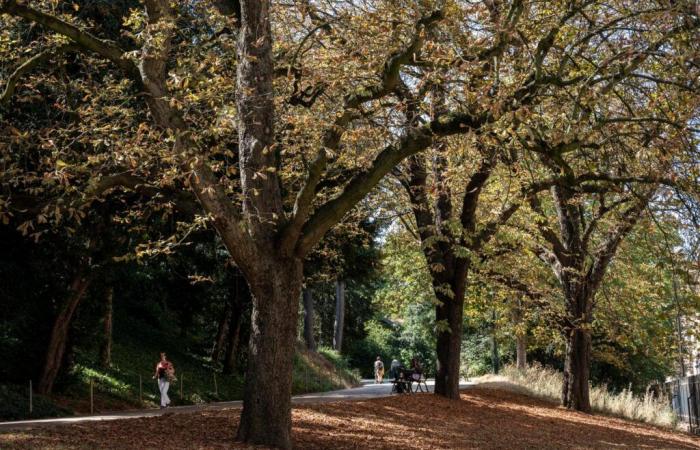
left=2, top=385, right=699, bottom=449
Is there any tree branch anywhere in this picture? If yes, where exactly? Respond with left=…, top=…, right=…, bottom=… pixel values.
left=1, top=43, right=78, bottom=105
left=0, top=0, right=137, bottom=77
left=296, top=127, right=433, bottom=256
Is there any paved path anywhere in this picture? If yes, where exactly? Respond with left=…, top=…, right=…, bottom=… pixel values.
left=0, top=379, right=474, bottom=431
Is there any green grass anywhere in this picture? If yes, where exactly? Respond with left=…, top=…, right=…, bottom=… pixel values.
left=68, top=317, right=243, bottom=409
left=291, top=347, right=361, bottom=394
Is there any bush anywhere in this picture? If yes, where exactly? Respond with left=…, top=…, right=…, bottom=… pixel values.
left=499, top=363, right=678, bottom=429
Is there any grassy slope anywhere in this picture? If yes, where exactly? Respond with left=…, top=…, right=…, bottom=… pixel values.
left=2, top=319, right=360, bottom=420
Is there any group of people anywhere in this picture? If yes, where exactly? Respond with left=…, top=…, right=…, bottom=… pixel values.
left=373, top=356, right=423, bottom=384
left=155, top=352, right=426, bottom=408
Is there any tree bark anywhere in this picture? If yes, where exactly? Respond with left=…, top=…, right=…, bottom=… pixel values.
left=236, top=258, right=303, bottom=449
left=333, top=279, right=345, bottom=352
left=99, top=286, right=113, bottom=369
left=38, top=271, right=91, bottom=394
left=433, top=276, right=466, bottom=399
left=302, top=287, right=316, bottom=351
left=562, top=323, right=592, bottom=412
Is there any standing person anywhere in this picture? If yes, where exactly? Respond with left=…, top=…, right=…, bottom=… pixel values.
left=390, top=358, right=401, bottom=379
left=374, top=356, right=385, bottom=384
left=153, top=352, right=174, bottom=409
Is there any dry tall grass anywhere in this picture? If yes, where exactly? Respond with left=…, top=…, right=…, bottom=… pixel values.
left=498, top=363, right=678, bottom=428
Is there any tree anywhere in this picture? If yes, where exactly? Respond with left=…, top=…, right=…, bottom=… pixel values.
left=3, top=0, right=698, bottom=445
left=0, top=2, right=475, bottom=446
left=516, top=91, right=698, bottom=411
left=302, top=288, right=316, bottom=351
left=388, top=0, right=700, bottom=398
left=99, top=285, right=114, bottom=368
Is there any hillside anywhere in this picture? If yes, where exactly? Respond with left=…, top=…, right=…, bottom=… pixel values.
left=0, top=315, right=359, bottom=421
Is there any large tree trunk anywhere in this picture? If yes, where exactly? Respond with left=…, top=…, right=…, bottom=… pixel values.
left=99, top=286, right=113, bottom=369
left=434, top=276, right=465, bottom=399
left=562, top=325, right=592, bottom=412
left=333, top=279, right=345, bottom=352
left=302, top=287, right=316, bottom=351
left=561, top=286, right=593, bottom=413
left=516, top=333, right=527, bottom=371
left=236, top=258, right=303, bottom=449
left=38, top=271, right=91, bottom=394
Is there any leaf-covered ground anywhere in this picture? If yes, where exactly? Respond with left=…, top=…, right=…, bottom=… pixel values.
left=2, top=386, right=698, bottom=449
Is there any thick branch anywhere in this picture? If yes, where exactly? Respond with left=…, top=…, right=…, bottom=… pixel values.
left=278, top=150, right=327, bottom=255
left=528, top=193, right=568, bottom=263
left=460, top=153, right=497, bottom=232
left=296, top=127, right=433, bottom=256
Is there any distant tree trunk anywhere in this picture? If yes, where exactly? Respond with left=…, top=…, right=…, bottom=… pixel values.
left=302, top=287, right=316, bottom=351
left=491, top=308, right=500, bottom=374
left=514, top=297, right=527, bottom=371
left=38, top=271, right=91, bottom=394
left=516, top=334, right=527, bottom=371
left=211, top=301, right=232, bottom=364
left=99, top=286, right=113, bottom=369
left=223, top=310, right=242, bottom=375
left=333, top=279, right=345, bottom=351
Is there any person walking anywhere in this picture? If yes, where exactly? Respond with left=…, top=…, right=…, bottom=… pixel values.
left=374, top=356, right=385, bottom=384
left=153, top=352, right=175, bottom=409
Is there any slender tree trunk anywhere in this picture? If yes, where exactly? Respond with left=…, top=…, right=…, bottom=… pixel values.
left=333, top=279, right=345, bottom=352
left=236, top=259, right=303, bottom=449
left=434, top=276, right=465, bottom=399
left=99, top=286, right=113, bottom=369
left=516, top=333, right=527, bottom=371
left=302, top=288, right=316, bottom=351
left=514, top=297, right=527, bottom=371
left=491, top=308, right=500, bottom=374
left=223, top=309, right=243, bottom=375
left=38, top=272, right=91, bottom=394
left=211, top=301, right=232, bottom=364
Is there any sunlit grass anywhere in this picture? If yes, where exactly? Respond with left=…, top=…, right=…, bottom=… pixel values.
left=497, top=363, right=678, bottom=429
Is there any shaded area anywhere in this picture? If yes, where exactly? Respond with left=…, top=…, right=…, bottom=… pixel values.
left=2, top=386, right=698, bottom=449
